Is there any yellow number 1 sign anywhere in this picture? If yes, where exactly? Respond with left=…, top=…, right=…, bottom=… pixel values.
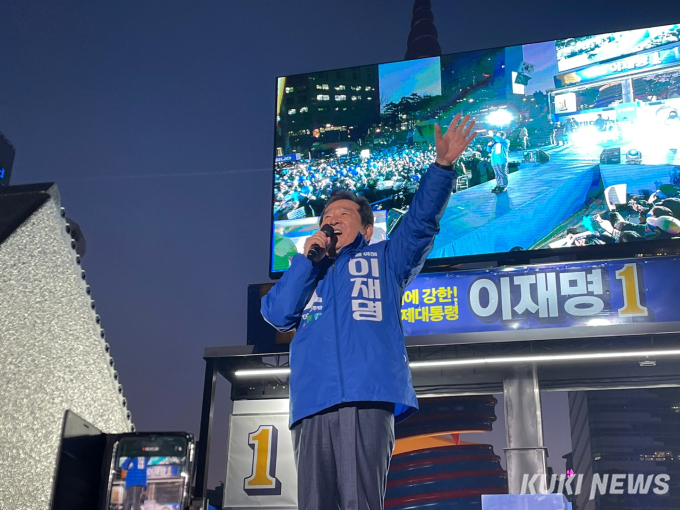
left=243, top=425, right=282, bottom=496
left=615, top=263, right=649, bottom=318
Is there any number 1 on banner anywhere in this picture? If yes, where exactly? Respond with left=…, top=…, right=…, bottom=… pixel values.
left=243, top=425, right=282, bottom=496
left=615, top=263, right=648, bottom=317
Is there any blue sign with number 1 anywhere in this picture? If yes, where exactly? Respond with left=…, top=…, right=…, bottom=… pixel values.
left=402, top=256, right=680, bottom=339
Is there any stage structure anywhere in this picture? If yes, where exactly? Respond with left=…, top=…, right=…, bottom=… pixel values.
left=197, top=248, right=680, bottom=509
left=0, top=183, right=132, bottom=510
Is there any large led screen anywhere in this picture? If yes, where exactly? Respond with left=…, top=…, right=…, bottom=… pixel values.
left=271, top=22, right=680, bottom=274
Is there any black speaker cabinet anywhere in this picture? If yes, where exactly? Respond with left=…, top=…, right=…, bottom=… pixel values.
left=600, top=147, right=621, bottom=164
left=536, top=149, right=550, bottom=163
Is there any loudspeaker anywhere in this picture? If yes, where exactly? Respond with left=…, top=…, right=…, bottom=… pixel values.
left=508, top=161, right=520, bottom=173
left=600, top=147, right=621, bottom=164
left=536, top=149, right=550, bottom=163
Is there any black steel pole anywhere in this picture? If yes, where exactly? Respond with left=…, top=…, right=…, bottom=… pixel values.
left=194, top=357, right=217, bottom=503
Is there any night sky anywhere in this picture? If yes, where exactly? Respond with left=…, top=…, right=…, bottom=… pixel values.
left=3, top=0, right=680, bottom=489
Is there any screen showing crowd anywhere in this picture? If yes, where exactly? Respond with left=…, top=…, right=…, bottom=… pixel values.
left=272, top=22, right=680, bottom=272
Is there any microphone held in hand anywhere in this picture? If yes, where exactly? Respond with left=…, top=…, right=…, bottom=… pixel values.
left=307, top=224, right=336, bottom=260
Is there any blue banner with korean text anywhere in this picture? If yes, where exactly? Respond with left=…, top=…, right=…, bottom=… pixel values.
left=402, top=256, right=680, bottom=339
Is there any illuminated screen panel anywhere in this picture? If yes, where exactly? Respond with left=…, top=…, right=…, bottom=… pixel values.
left=556, top=23, right=680, bottom=72
left=271, top=21, right=680, bottom=274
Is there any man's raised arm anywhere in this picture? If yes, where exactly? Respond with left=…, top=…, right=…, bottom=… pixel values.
left=386, top=113, right=476, bottom=286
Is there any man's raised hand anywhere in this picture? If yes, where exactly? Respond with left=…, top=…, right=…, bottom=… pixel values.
left=434, top=113, right=476, bottom=166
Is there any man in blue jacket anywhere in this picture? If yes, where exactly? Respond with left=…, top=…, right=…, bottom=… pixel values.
left=262, top=113, right=476, bottom=510
left=120, top=456, right=149, bottom=510
left=489, top=131, right=510, bottom=194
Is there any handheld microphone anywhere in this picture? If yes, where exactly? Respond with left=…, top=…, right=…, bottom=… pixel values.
left=307, top=224, right=336, bottom=260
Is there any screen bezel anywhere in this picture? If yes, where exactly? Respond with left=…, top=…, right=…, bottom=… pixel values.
left=268, top=21, right=680, bottom=280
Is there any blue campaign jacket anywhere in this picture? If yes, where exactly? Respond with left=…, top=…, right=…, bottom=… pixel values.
left=121, top=456, right=149, bottom=488
left=490, top=135, right=509, bottom=165
left=262, top=164, right=455, bottom=427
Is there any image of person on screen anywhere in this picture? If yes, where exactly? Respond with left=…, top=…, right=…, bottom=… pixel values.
left=564, top=118, right=578, bottom=143
left=120, top=457, right=149, bottom=510
left=261, top=113, right=476, bottom=510
left=519, top=125, right=529, bottom=149
left=489, top=131, right=509, bottom=194
left=549, top=122, right=557, bottom=145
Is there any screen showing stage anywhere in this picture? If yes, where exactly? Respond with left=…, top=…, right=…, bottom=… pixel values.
left=271, top=22, right=680, bottom=273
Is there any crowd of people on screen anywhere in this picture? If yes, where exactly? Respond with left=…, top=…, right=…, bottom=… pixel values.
left=275, top=136, right=680, bottom=250
left=562, top=173, right=680, bottom=247
left=273, top=134, right=528, bottom=220
left=274, top=144, right=439, bottom=220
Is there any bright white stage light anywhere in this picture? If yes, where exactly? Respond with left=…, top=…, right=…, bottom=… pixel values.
left=408, top=349, right=680, bottom=369
left=233, top=349, right=680, bottom=378
left=234, top=368, right=291, bottom=377
left=335, top=147, right=349, bottom=156
left=571, top=126, right=598, bottom=147
left=486, top=109, right=513, bottom=127
left=360, top=149, right=371, bottom=159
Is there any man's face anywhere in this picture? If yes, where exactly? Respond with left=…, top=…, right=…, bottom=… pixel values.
left=320, top=199, right=373, bottom=251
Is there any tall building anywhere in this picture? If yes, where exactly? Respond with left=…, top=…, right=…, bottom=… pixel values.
left=276, top=67, right=380, bottom=154
left=569, top=388, right=680, bottom=510
left=404, top=0, right=441, bottom=60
